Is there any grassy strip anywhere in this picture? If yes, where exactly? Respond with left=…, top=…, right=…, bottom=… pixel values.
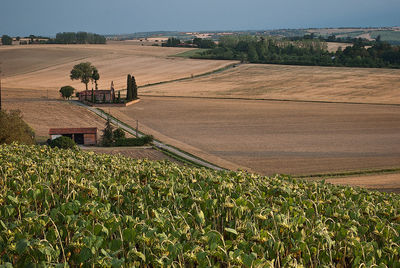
left=295, top=167, right=400, bottom=179
left=171, top=49, right=209, bottom=58
left=153, top=146, right=206, bottom=169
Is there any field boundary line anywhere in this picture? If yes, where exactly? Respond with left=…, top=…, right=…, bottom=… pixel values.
left=70, top=100, right=225, bottom=171
left=294, top=167, right=400, bottom=179
left=115, top=62, right=240, bottom=92
left=139, top=94, right=400, bottom=107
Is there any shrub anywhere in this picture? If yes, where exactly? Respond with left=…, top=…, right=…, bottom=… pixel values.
left=59, top=86, right=75, bottom=99
left=0, top=110, right=35, bottom=145
left=114, top=135, right=153, bottom=147
left=48, top=136, right=76, bottom=149
left=113, top=128, right=125, bottom=140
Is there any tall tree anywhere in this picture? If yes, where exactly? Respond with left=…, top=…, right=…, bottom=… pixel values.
left=126, top=74, right=133, bottom=101
left=131, top=75, right=138, bottom=99
left=101, top=117, right=114, bottom=147
left=91, top=67, right=100, bottom=89
left=70, top=62, right=96, bottom=90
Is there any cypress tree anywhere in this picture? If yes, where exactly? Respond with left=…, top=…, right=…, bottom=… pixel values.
left=91, top=88, right=94, bottom=103
left=131, top=75, right=138, bottom=99
left=117, top=91, right=121, bottom=103
left=126, top=74, right=132, bottom=101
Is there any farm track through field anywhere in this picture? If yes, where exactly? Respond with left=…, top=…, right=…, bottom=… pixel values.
left=71, top=101, right=224, bottom=171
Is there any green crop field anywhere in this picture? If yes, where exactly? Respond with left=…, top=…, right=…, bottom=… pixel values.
left=0, top=144, right=399, bottom=267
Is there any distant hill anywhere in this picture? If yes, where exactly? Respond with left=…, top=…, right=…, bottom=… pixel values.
left=106, top=27, right=400, bottom=44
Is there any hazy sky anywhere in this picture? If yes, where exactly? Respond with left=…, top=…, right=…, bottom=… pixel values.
left=1, top=0, right=399, bottom=36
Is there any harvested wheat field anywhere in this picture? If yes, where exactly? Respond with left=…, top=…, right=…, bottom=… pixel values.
left=108, top=96, right=400, bottom=177
left=0, top=43, right=235, bottom=91
left=2, top=88, right=107, bottom=139
left=141, top=64, right=400, bottom=104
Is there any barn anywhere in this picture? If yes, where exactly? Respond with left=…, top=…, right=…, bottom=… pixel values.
left=49, top=128, right=97, bottom=145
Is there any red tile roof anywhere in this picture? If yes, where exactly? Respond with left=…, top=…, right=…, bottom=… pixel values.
left=49, top=128, right=97, bottom=135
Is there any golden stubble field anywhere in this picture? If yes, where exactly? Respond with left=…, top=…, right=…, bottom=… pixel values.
left=0, top=43, right=235, bottom=91
left=0, top=43, right=235, bottom=138
left=141, top=64, right=400, bottom=104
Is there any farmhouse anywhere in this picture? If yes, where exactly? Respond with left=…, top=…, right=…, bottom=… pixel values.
left=78, top=82, right=116, bottom=103
left=49, top=128, right=97, bottom=145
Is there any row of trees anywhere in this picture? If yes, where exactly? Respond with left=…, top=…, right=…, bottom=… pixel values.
left=126, top=74, right=138, bottom=101
left=52, top=32, right=106, bottom=44
left=193, top=35, right=400, bottom=68
left=162, top=37, right=216, bottom=48
left=1, top=32, right=106, bottom=46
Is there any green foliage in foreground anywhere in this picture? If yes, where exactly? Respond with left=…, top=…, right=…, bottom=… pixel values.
left=0, top=144, right=399, bottom=267
left=48, top=136, right=77, bottom=150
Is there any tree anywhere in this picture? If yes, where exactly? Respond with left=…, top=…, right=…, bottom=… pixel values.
left=70, top=62, right=96, bottom=90
left=101, top=117, right=114, bottom=146
left=113, top=128, right=125, bottom=141
left=91, top=67, right=100, bottom=89
left=59, top=86, right=75, bottom=99
left=131, top=75, right=138, bottom=99
left=0, top=110, right=35, bottom=145
left=1, top=35, right=12, bottom=45
left=126, top=74, right=133, bottom=101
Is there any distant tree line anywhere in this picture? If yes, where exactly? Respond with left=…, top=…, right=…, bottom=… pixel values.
left=1, top=32, right=106, bottom=45
left=192, top=35, right=400, bottom=68
left=50, top=32, right=106, bottom=44
left=162, top=37, right=216, bottom=48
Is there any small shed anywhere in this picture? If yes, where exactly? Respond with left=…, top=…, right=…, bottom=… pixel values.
left=49, top=128, right=97, bottom=145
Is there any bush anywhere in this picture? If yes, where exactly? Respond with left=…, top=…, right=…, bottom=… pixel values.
left=48, top=136, right=76, bottom=149
left=113, top=128, right=125, bottom=140
left=114, top=135, right=153, bottom=147
left=0, top=110, right=35, bottom=145
left=59, top=86, right=75, bottom=99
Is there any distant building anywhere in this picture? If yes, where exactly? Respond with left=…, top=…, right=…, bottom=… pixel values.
left=49, top=128, right=97, bottom=145
left=78, top=82, right=116, bottom=103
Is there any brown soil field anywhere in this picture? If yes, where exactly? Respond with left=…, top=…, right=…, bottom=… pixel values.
left=108, top=96, right=400, bottom=177
left=141, top=64, right=400, bottom=104
left=0, top=43, right=235, bottom=91
left=325, top=173, right=400, bottom=193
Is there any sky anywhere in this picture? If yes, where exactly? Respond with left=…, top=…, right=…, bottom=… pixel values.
left=1, top=0, right=399, bottom=36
